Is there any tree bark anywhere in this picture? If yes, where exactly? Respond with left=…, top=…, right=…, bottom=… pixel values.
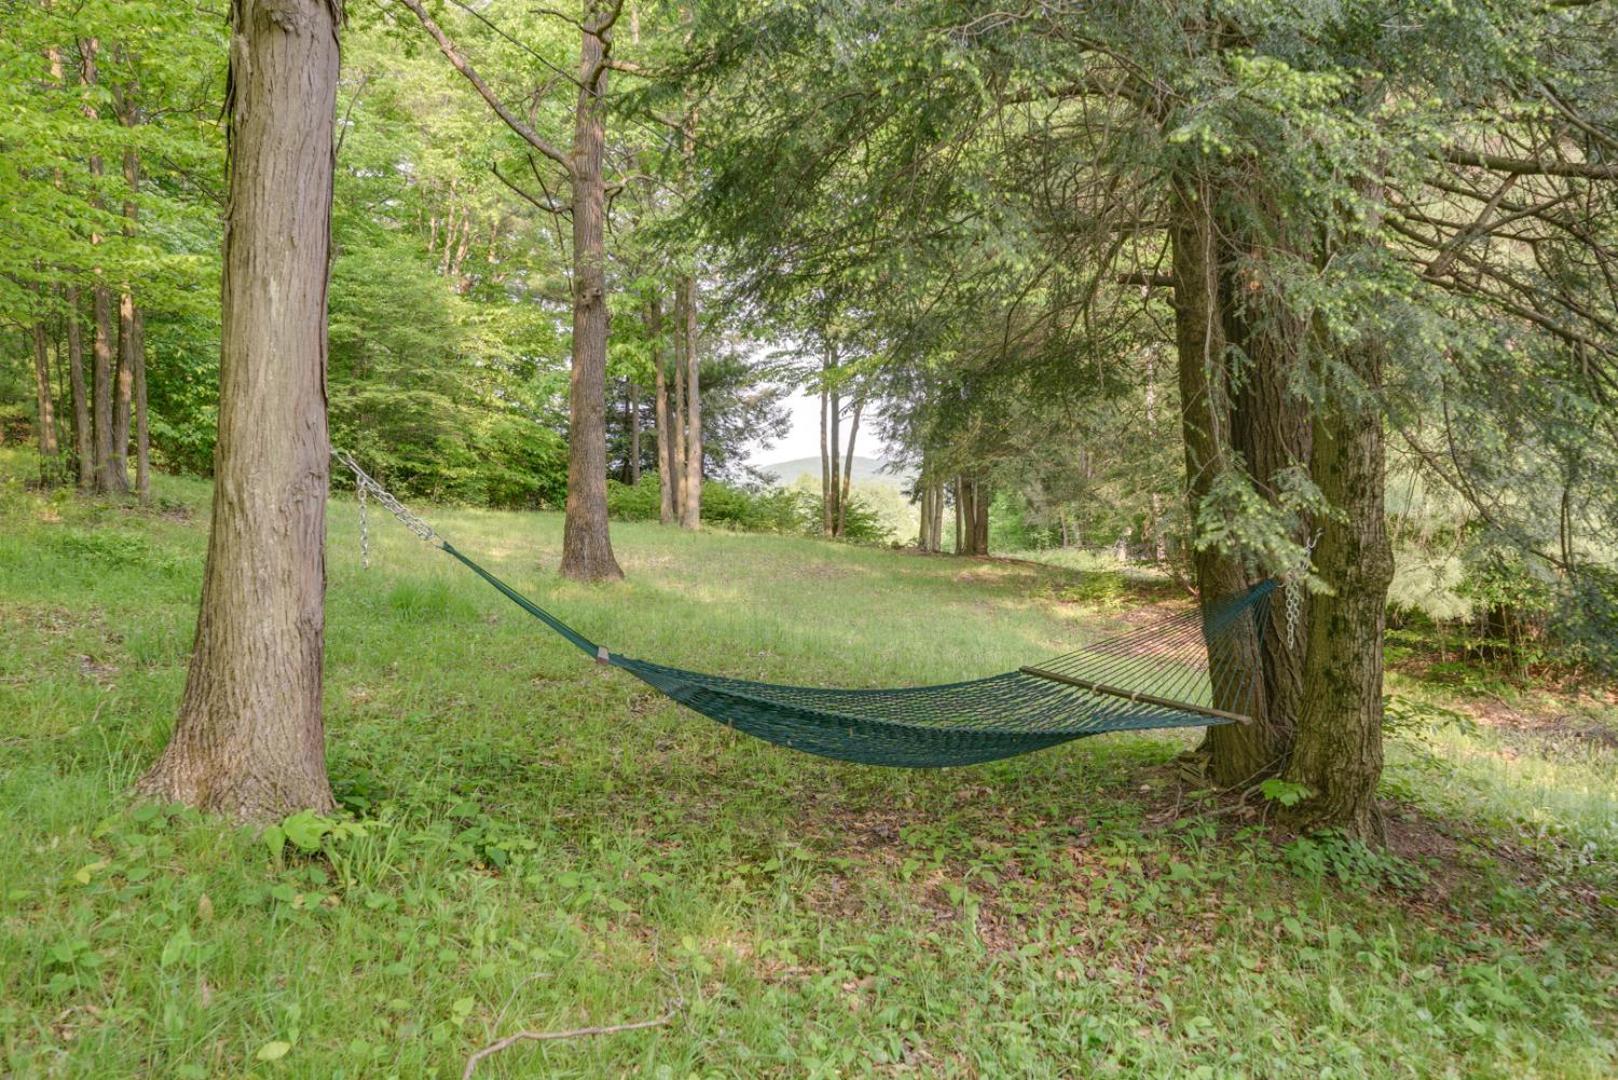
left=33, top=321, right=59, bottom=464
left=138, top=0, right=342, bottom=820
left=92, top=283, right=117, bottom=493
left=818, top=375, right=832, bottom=536
left=678, top=273, right=701, bottom=530
left=838, top=395, right=862, bottom=536
left=828, top=387, right=842, bottom=536
left=1219, top=206, right=1311, bottom=757
left=81, top=38, right=120, bottom=495
left=953, top=476, right=964, bottom=554
left=66, top=287, right=93, bottom=489
left=649, top=297, right=675, bottom=524
left=133, top=305, right=149, bottom=501
left=1169, top=177, right=1280, bottom=787
left=627, top=379, right=641, bottom=484
left=670, top=287, right=687, bottom=522
left=1285, top=333, right=1394, bottom=841
left=557, top=11, right=623, bottom=581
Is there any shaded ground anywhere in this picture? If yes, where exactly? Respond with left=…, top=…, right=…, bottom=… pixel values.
left=1, top=452, right=1614, bottom=1078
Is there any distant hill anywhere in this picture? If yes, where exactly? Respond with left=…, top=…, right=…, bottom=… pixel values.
left=758, top=455, right=909, bottom=489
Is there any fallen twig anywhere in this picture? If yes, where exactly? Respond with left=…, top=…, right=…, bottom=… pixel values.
left=462, top=1002, right=682, bottom=1079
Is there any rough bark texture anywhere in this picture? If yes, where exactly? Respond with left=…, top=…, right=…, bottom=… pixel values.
left=678, top=273, right=701, bottom=530
left=1219, top=209, right=1311, bottom=756
left=557, top=14, right=623, bottom=581
left=66, top=288, right=93, bottom=489
left=138, top=0, right=342, bottom=820
left=1169, top=179, right=1281, bottom=787
left=649, top=297, right=675, bottom=524
left=1284, top=347, right=1395, bottom=841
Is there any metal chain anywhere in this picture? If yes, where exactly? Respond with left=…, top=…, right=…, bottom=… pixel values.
left=332, top=448, right=443, bottom=548
left=357, top=476, right=370, bottom=570
left=1284, top=529, right=1323, bottom=648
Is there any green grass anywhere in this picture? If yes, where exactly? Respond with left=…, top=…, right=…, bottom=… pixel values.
left=1, top=450, right=1614, bottom=1078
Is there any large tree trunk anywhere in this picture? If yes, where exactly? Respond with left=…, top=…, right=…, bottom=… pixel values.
left=1169, top=178, right=1281, bottom=787
left=32, top=321, right=59, bottom=464
left=138, top=0, right=342, bottom=820
left=1219, top=206, right=1312, bottom=758
left=678, top=273, right=701, bottom=529
left=558, top=13, right=623, bottom=581
left=66, top=288, right=93, bottom=489
left=1285, top=332, right=1394, bottom=841
left=649, top=297, right=675, bottom=524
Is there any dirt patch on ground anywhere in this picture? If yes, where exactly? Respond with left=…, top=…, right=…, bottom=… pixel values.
left=1458, top=693, right=1618, bottom=752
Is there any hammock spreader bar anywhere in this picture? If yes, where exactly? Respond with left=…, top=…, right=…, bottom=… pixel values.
left=333, top=451, right=1275, bottom=768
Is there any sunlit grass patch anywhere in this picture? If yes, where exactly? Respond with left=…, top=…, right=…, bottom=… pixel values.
left=1, top=450, right=1614, bottom=1078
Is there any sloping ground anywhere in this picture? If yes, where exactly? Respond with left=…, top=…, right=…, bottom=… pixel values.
left=0, top=450, right=1613, bottom=1078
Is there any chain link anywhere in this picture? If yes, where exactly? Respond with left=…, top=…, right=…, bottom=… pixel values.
left=1284, top=529, right=1323, bottom=649
left=357, top=476, right=370, bottom=570
left=332, top=448, right=442, bottom=549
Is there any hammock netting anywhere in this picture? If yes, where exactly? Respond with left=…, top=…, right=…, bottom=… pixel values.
left=340, top=452, right=1276, bottom=769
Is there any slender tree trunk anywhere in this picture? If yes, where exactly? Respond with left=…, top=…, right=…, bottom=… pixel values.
left=138, top=0, right=342, bottom=820
left=627, top=380, right=641, bottom=484
left=558, top=12, right=623, bottom=580
left=1145, top=346, right=1167, bottom=564
left=81, top=38, right=119, bottom=495
left=649, top=297, right=675, bottom=524
left=970, top=488, right=983, bottom=557
left=112, top=293, right=135, bottom=492
left=917, top=481, right=932, bottom=551
left=33, top=322, right=59, bottom=465
left=819, top=374, right=832, bottom=536
left=839, top=395, right=862, bottom=536
left=679, top=273, right=701, bottom=529
left=92, top=285, right=116, bottom=492
left=670, top=292, right=687, bottom=522
left=111, top=119, right=145, bottom=497
left=133, top=307, right=149, bottom=501
left=1169, top=177, right=1279, bottom=787
left=953, top=476, right=964, bottom=554
left=66, top=288, right=92, bottom=489
left=828, top=387, right=842, bottom=536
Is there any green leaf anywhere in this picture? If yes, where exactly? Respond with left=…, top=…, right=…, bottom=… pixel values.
left=281, top=810, right=329, bottom=853
left=254, top=1041, right=292, bottom=1061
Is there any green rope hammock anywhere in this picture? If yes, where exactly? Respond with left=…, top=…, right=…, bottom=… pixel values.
left=337, top=452, right=1274, bottom=768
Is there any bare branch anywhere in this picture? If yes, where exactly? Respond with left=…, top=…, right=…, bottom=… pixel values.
left=394, top=0, right=572, bottom=173
left=1443, top=147, right=1618, bottom=180
left=462, top=1004, right=680, bottom=1080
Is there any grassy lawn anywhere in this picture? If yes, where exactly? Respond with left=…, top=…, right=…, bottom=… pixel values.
left=1, top=450, right=1615, bottom=1078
